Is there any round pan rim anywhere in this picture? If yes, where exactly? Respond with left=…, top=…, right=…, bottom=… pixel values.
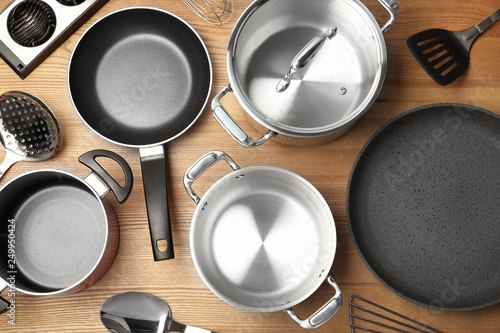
left=0, top=169, right=111, bottom=296
left=346, top=103, right=500, bottom=311
left=226, top=0, right=387, bottom=138
left=67, top=6, right=213, bottom=148
left=190, top=165, right=337, bottom=312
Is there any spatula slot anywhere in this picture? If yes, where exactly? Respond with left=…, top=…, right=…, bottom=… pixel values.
left=433, top=55, right=453, bottom=69
left=427, top=49, right=448, bottom=62
left=440, top=62, right=459, bottom=76
left=430, top=53, right=453, bottom=68
left=422, top=42, right=444, bottom=55
left=416, top=36, right=438, bottom=47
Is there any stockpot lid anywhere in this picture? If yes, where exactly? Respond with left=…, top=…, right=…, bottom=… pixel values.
left=227, top=0, right=387, bottom=138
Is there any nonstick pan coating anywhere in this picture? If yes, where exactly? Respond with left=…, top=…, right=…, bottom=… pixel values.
left=68, top=7, right=211, bottom=146
left=347, top=103, right=500, bottom=311
left=0, top=172, right=108, bottom=293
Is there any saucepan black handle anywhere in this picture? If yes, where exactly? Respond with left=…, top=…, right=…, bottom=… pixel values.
left=139, top=146, right=174, bottom=261
left=79, top=149, right=133, bottom=203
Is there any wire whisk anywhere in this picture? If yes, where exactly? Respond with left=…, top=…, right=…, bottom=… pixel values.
left=182, top=0, right=234, bottom=25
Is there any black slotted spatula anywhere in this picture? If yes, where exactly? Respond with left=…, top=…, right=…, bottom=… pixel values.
left=407, top=9, right=500, bottom=85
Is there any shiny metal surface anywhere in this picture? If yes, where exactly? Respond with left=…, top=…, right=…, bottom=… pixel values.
left=215, top=0, right=398, bottom=145
left=286, top=276, right=343, bottom=329
left=276, top=27, right=337, bottom=93
left=229, top=0, right=387, bottom=135
left=212, top=84, right=276, bottom=147
left=0, top=91, right=61, bottom=179
left=187, top=152, right=337, bottom=314
left=100, top=292, right=215, bottom=333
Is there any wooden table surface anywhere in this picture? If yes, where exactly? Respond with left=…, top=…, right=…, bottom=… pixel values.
left=0, top=0, right=499, bottom=331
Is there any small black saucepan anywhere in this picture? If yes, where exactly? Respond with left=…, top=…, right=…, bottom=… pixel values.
left=0, top=150, right=132, bottom=312
left=68, top=7, right=212, bottom=261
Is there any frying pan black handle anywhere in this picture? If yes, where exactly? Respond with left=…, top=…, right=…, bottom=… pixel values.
left=139, top=146, right=174, bottom=261
left=79, top=149, right=133, bottom=203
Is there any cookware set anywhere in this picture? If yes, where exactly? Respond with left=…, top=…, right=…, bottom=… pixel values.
left=0, top=0, right=499, bottom=331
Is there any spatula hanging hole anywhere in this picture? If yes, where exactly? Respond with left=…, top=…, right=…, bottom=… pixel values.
left=156, top=239, right=168, bottom=253
left=417, top=36, right=438, bottom=47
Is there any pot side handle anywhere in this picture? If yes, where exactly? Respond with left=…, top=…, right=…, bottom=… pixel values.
left=184, top=151, right=240, bottom=204
left=378, top=0, right=399, bottom=34
left=79, top=149, right=133, bottom=203
left=211, top=84, right=276, bottom=148
left=285, top=276, right=343, bottom=329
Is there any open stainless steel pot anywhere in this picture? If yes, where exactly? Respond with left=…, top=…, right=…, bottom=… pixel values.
left=212, top=0, right=398, bottom=147
left=0, top=150, right=132, bottom=306
left=184, top=151, right=342, bottom=329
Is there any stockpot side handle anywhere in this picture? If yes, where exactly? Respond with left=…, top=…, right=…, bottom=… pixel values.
left=184, top=151, right=240, bottom=204
left=211, top=84, right=276, bottom=148
left=377, top=0, right=399, bottom=34
left=285, top=276, right=343, bottom=329
left=79, top=149, right=133, bottom=203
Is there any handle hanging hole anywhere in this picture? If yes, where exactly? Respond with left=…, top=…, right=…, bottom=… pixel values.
left=156, top=239, right=168, bottom=253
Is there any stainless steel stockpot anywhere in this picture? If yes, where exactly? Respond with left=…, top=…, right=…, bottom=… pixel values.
left=184, top=151, right=342, bottom=329
left=212, top=0, right=398, bottom=147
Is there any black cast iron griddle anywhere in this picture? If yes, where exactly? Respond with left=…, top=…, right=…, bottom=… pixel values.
left=346, top=103, right=500, bottom=311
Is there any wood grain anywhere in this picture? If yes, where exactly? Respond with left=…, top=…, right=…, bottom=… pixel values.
left=0, top=0, right=499, bottom=331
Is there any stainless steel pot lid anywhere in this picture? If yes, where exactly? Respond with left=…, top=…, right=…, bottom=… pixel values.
left=189, top=165, right=336, bottom=312
left=227, top=0, right=388, bottom=137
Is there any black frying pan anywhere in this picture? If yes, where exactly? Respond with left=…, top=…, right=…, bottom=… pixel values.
left=68, top=7, right=212, bottom=261
left=347, top=103, right=500, bottom=311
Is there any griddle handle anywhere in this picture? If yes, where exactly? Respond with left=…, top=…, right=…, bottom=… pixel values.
left=140, top=146, right=174, bottom=261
